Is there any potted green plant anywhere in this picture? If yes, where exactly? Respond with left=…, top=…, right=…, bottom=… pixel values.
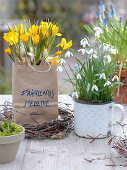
left=0, top=120, right=25, bottom=163
left=63, top=38, right=124, bottom=138
left=85, top=1, right=127, bottom=103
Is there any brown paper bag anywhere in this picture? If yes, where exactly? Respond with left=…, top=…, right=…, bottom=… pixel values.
left=12, top=63, right=58, bottom=125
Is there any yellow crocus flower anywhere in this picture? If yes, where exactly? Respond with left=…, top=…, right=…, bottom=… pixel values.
left=56, top=38, right=67, bottom=48
left=4, top=31, right=19, bottom=45
left=49, top=57, right=59, bottom=65
left=14, top=24, right=25, bottom=34
left=40, top=22, right=50, bottom=31
left=63, top=40, right=73, bottom=50
left=56, top=38, right=72, bottom=50
left=32, top=35, right=40, bottom=45
left=41, top=21, right=50, bottom=27
left=42, top=30, right=49, bottom=38
left=42, top=47, right=46, bottom=52
left=16, top=50, right=20, bottom=55
left=29, top=25, right=39, bottom=35
left=52, top=25, right=59, bottom=36
left=55, top=51, right=62, bottom=56
left=52, top=25, right=62, bottom=36
left=9, top=27, right=15, bottom=32
left=21, top=33, right=29, bottom=42
left=56, top=33, right=62, bottom=36
left=5, top=48, right=12, bottom=55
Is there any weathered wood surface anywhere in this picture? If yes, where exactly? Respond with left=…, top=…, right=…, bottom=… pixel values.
left=0, top=94, right=127, bottom=170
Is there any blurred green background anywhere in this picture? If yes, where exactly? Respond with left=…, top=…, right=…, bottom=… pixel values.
left=0, top=0, right=126, bottom=94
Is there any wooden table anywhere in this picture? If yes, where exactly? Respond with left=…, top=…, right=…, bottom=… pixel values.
left=0, top=94, right=127, bottom=170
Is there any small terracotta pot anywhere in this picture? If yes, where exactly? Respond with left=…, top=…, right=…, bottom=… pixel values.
left=0, top=125, right=25, bottom=163
left=114, top=70, right=127, bottom=103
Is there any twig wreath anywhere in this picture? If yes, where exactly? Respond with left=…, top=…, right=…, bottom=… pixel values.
left=0, top=101, right=74, bottom=139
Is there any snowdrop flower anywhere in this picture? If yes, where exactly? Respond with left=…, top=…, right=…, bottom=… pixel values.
left=104, top=55, right=112, bottom=63
left=90, top=53, right=98, bottom=59
left=65, top=50, right=73, bottom=58
left=112, top=75, right=119, bottom=81
left=87, top=48, right=94, bottom=54
left=94, top=27, right=103, bottom=38
left=103, top=43, right=118, bottom=55
left=73, top=64, right=80, bottom=72
left=78, top=48, right=88, bottom=55
left=57, top=66, right=63, bottom=72
left=59, top=58, right=66, bottom=64
left=88, top=49, right=98, bottom=58
left=91, top=85, right=98, bottom=92
left=100, top=73, right=106, bottom=79
left=104, top=81, right=112, bottom=87
left=110, top=48, right=119, bottom=55
left=80, top=38, right=89, bottom=47
left=98, top=1, right=105, bottom=12
left=72, top=92, right=78, bottom=99
left=103, top=43, right=110, bottom=51
left=76, top=73, right=82, bottom=80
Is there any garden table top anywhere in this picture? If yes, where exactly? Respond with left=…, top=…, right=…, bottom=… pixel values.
left=0, top=94, right=127, bottom=170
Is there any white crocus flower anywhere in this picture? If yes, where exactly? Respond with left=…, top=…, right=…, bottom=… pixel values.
left=65, top=51, right=73, bottom=58
left=59, top=58, right=66, bottom=64
left=27, top=52, right=34, bottom=57
left=78, top=49, right=87, bottom=55
left=20, top=44, right=25, bottom=54
left=104, top=55, right=112, bottom=63
left=100, top=73, right=106, bottom=79
left=76, top=73, right=82, bottom=80
left=27, top=47, right=35, bottom=62
left=56, top=66, right=63, bottom=72
left=91, top=85, right=99, bottom=91
left=43, top=49, right=48, bottom=57
left=104, top=80, right=112, bottom=87
left=94, top=27, right=103, bottom=38
left=112, top=75, right=119, bottom=81
left=80, top=38, right=89, bottom=47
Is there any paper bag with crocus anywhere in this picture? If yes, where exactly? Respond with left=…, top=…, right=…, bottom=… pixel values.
left=4, top=21, right=72, bottom=124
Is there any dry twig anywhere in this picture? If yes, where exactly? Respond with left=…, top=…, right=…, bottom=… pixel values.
left=0, top=101, right=74, bottom=139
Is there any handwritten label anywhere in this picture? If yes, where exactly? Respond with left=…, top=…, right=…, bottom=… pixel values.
left=20, top=89, right=56, bottom=108
left=24, top=100, right=49, bottom=107
left=20, top=89, right=55, bottom=99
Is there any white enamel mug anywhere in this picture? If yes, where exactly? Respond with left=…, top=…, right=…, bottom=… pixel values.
left=74, top=100, right=124, bottom=138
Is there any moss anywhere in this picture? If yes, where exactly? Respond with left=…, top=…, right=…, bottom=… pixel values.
left=77, top=98, right=103, bottom=104
left=0, top=120, right=23, bottom=136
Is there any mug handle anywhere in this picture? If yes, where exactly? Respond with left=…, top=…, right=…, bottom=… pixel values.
left=110, top=103, right=124, bottom=125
